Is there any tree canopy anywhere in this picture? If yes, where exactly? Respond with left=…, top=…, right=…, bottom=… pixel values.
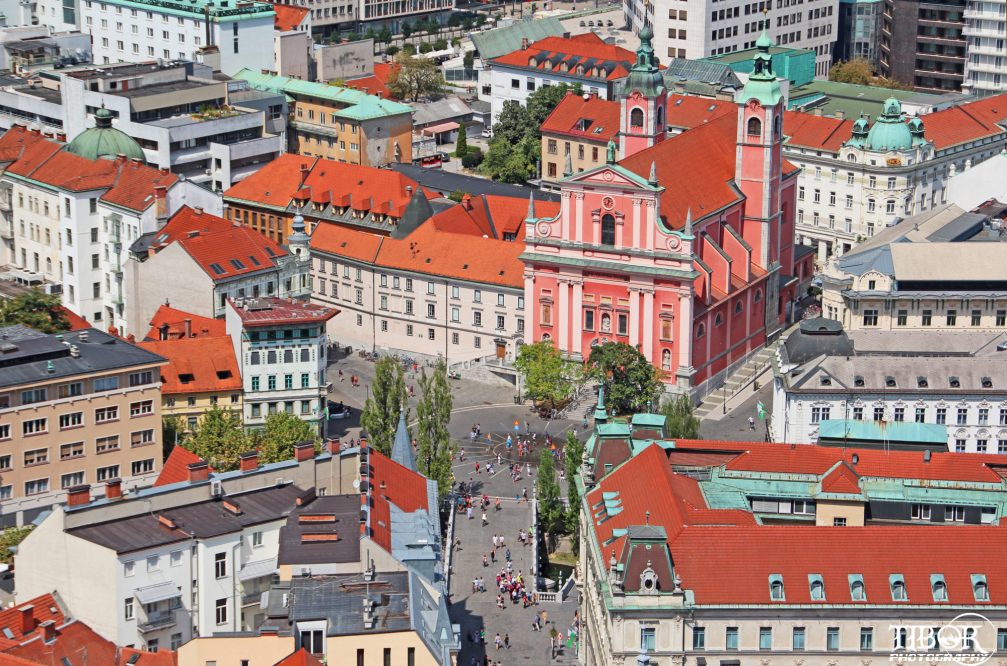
left=828, top=58, right=874, bottom=85
left=360, top=356, right=408, bottom=455
left=660, top=393, right=701, bottom=439
left=258, top=411, right=318, bottom=464
left=0, top=289, right=70, bottom=333
left=415, top=361, right=454, bottom=497
left=536, top=449, right=563, bottom=535
left=514, top=340, right=570, bottom=407
left=387, top=54, right=445, bottom=102
left=586, top=341, right=664, bottom=415
left=186, top=407, right=251, bottom=471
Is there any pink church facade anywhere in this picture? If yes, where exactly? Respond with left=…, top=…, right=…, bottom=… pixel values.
left=522, top=30, right=811, bottom=396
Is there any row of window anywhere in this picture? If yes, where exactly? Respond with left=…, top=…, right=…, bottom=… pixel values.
left=1, top=402, right=153, bottom=440
left=248, top=400, right=316, bottom=419
left=827, top=404, right=1007, bottom=427
left=5, top=460, right=152, bottom=499
left=0, top=371, right=153, bottom=410
left=764, top=573, right=989, bottom=603
left=249, top=373, right=317, bottom=392
left=166, top=394, right=240, bottom=409
left=249, top=348, right=315, bottom=365
left=1, top=432, right=153, bottom=471
left=863, top=308, right=1007, bottom=328
left=689, top=624, right=1006, bottom=652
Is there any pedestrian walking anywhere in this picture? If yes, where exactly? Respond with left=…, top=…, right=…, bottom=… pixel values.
left=467, top=506, right=473, bottom=520
left=749, top=416, right=756, bottom=430
left=505, top=547, right=511, bottom=562
left=482, top=554, right=488, bottom=567
left=481, top=511, right=488, bottom=526
left=494, top=633, right=503, bottom=650
left=533, top=612, right=541, bottom=631
left=504, top=633, right=510, bottom=649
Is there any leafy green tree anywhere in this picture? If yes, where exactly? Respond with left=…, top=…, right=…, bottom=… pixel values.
left=378, top=26, right=393, bottom=42
left=360, top=356, right=408, bottom=455
left=401, top=43, right=416, bottom=56
left=364, top=27, right=376, bottom=40
left=454, top=123, right=468, bottom=157
left=537, top=449, right=563, bottom=535
left=0, top=289, right=70, bottom=333
left=490, top=99, right=529, bottom=146
left=828, top=58, right=873, bottom=85
left=415, top=361, right=454, bottom=497
left=661, top=393, right=701, bottom=439
left=387, top=54, right=446, bottom=101
left=563, top=432, right=585, bottom=550
left=401, top=21, right=412, bottom=38
left=515, top=340, right=570, bottom=407
left=482, top=85, right=572, bottom=182
left=259, top=411, right=318, bottom=463
left=187, top=407, right=251, bottom=471
left=433, top=37, right=448, bottom=51
left=162, top=415, right=185, bottom=459
left=419, top=42, right=433, bottom=54
left=526, top=82, right=572, bottom=129
left=386, top=45, right=400, bottom=57
left=0, top=526, right=34, bottom=564
left=463, top=50, right=475, bottom=70
left=587, top=341, right=664, bottom=415
left=461, top=149, right=483, bottom=169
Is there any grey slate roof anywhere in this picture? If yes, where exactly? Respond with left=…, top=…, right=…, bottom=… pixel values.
left=283, top=572, right=413, bottom=634
left=470, top=17, right=566, bottom=60
left=0, top=327, right=166, bottom=390
left=663, top=58, right=742, bottom=87
left=411, top=96, right=472, bottom=127
left=277, top=494, right=362, bottom=565
left=68, top=483, right=303, bottom=553
left=391, top=411, right=416, bottom=471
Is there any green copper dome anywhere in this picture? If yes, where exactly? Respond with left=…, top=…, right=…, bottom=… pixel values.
left=738, top=30, right=783, bottom=107
left=845, top=116, right=870, bottom=148
left=619, top=21, right=665, bottom=97
left=65, top=107, right=146, bottom=163
left=864, top=98, right=912, bottom=152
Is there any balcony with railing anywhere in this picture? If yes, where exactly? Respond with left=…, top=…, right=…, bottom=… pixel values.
left=138, top=610, right=177, bottom=633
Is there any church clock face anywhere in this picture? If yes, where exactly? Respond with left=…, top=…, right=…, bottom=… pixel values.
left=601, top=196, right=615, bottom=211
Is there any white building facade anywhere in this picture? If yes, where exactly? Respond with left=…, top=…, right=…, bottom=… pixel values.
left=962, top=0, right=1007, bottom=96
left=625, top=0, right=839, bottom=76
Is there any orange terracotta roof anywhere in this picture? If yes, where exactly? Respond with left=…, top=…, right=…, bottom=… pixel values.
left=58, top=307, right=90, bottom=331
left=429, top=194, right=559, bottom=239
left=0, top=126, right=63, bottom=172
left=145, top=305, right=226, bottom=341
left=344, top=74, right=393, bottom=101
left=783, top=110, right=854, bottom=151
left=151, top=206, right=288, bottom=281
left=225, top=153, right=318, bottom=208
left=119, top=648, right=179, bottom=666
left=4, top=621, right=117, bottom=665
left=0, top=594, right=66, bottom=645
left=665, top=94, right=735, bottom=130
left=275, top=648, right=325, bottom=666
left=820, top=461, right=861, bottom=495
left=368, top=448, right=430, bottom=552
left=540, top=92, right=620, bottom=142
left=491, top=33, right=637, bottom=82
left=271, top=2, right=308, bottom=31
left=230, top=297, right=338, bottom=328
left=921, top=92, right=1007, bottom=150
left=308, top=222, right=384, bottom=264
left=138, top=337, right=242, bottom=395
left=155, top=445, right=211, bottom=487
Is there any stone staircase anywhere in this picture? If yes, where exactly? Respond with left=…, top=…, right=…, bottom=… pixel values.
left=695, top=344, right=776, bottom=420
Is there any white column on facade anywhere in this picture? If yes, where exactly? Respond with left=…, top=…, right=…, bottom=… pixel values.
left=632, top=198, right=641, bottom=248
left=524, top=273, right=535, bottom=343
left=678, top=291, right=694, bottom=372
left=628, top=288, right=641, bottom=347
left=558, top=279, right=570, bottom=353
left=642, top=289, right=655, bottom=360
left=571, top=279, right=583, bottom=357
left=574, top=193, right=584, bottom=243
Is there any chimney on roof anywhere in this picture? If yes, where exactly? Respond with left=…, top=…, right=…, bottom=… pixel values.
left=66, top=484, right=91, bottom=508
left=521, top=37, right=529, bottom=49
left=300, top=164, right=310, bottom=185
left=105, top=477, right=123, bottom=500
left=154, top=185, right=168, bottom=222
left=187, top=460, right=210, bottom=483
left=924, top=449, right=932, bottom=463
left=294, top=441, right=315, bottom=462
left=56, top=132, right=66, bottom=142
left=376, top=90, right=383, bottom=98
left=326, top=438, right=341, bottom=455
left=259, top=626, right=280, bottom=637
left=39, top=620, right=56, bottom=643
left=835, top=110, right=845, bottom=120
left=405, top=185, right=413, bottom=195
left=813, top=108, right=823, bottom=116
left=159, top=323, right=169, bottom=341
left=461, top=194, right=472, bottom=210
left=193, top=207, right=203, bottom=216
left=18, top=606, right=35, bottom=635
left=239, top=450, right=259, bottom=472
left=184, top=318, right=192, bottom=338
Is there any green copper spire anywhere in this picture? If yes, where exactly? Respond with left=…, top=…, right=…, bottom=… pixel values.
left=619, top=21, right=665, bottom=98
left=737, top=30, right=783, bottom=107
left=593, top=386, right=609, bottom=423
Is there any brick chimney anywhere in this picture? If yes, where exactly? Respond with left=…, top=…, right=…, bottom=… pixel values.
left=184, top=318, right=192, bottom=338
left=18, top=606, right=34, bottom=635
left=66, top=484, right=91, bottom=508
left=239, top=450, right=259, bottom=472
left=326, top=438, right=341, bottom=455
left=294, top=441, right=315, bottom=462
left=461, top=194, right=472, bottom=210
left=187, top=461, right=210, bottom=483
left=154, top=185, right=168, bottom=221
left=39, top=620, right=55, bottom=643
left=105, top=477, right=123, bottom=500
left=299, top=164, right=310, bottom=185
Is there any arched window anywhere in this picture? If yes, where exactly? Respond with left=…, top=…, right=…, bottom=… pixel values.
left=630, top=107, right=644, bottom=128
left=747, top=116, right=762, bottom=138
left=851, top=580, right=866, bottom=601
left=975, top=581, right=989, bottom=602
left=714, top=313, right=723, bottom=327
left=661, top=349, right=671, bottom=370
left=810, top=580, right=825, bottom=601
left=734, top=301, right=743, bottom=315
left=601, top=214, right=616, bottom=246
left=892, top=580, right=907, bottom=601
left=656, top=106, right=665, bottom=131
left=601, top=313, right=612, bottom=333
left=774, top=114, right=782, bottom=138
left=542, top=333, right=551, bottom=341
left=933, top=580, right=948, bottom=602
left=770, top=580, right=785, bottom=601
left=696, top=323, right=705, bottom=338
left=754, top=289, right=763, bottom=303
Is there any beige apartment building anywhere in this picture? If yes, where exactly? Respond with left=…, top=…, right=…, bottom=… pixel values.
left=540, top=92, right=619, bottom=188
left=0, top=325, right=166, bottom=526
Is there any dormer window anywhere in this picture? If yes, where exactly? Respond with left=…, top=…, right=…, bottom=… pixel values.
left=891, top=576, right=907, bottom=601
left=820, top=376, right=832, bottom=386
left=932, top=576, right=948, bottom=602
left=982, top=376, right=993, bottom=389
left=950, top=376, right=961, bottom=388
left=917, top=376, right=928, bottom=388
left=849, top=575, right=866, bottom=601
left=808, top=575, right=825, bottom=601
left=973, top=576, right=989, bottom=602
left=854, top=375, right=865, bottom=387
left=769, top=574, right=785, bottom=601
left=885, top=376, right=896, bottom=388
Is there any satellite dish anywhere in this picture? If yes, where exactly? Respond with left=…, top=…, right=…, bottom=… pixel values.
left=352, top=479, right=360, bottom=490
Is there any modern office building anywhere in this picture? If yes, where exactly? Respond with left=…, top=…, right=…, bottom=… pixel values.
left=0, top=325, right=165, bottom=526
left=835, top=0, right=882, bottom=62
left=879, top=0, right=967, bottom=92
left=962, top=0, right=1007, bottom=96
left=624, top=0, right=840, bottom=77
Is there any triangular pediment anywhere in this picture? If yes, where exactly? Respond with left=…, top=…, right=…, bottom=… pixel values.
left=562, top=163, right=660, bottom=191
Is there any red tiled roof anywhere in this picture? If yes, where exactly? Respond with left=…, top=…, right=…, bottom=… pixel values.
left=275, top=648, right=325, bottom=666
left=490, top=33, right=637, bottom=82
left=271, top=2, right=308, bottom=31
left=58, top=307, right=91, bottom=331
left=4, top=621, right=117, bottom=665
left=229, top=297, right=337, bottom=328
left=0, top=126, right=63, bottom=172
left=590, top=443, right=1007, bottom=605
left=155, top=445, right=211, bottom=487
left=783, top=111, right=854, bottom=151
left=367, top=448, right=430, bottom=552
left=429, top=195, right=559, bottom=240
left=921, top=92, right=1007, bottom=150
left=0, top=594, right=66, bottom=645
left=119, top=648, right=178, bottom=666
left=665, top=94, right=735, bottom=130
left=138, top=337, right=242, bottom=395
left=144, top=305, right=226, bottom=341
left=820, top=461, right=861, bottom=495
left=540, top=92, right=620, bottom=142
left=151, top=206, right=288, bottom=281
left=224, top=154, right=424, bottom=219
left=344, top=74, right=393, bottom=101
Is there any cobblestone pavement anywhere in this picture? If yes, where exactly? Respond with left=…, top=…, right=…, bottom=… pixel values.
left=448, top=428, right=581, bottom=666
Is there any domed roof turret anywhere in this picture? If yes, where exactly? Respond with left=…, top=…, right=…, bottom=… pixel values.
left=737, top=30, right=783, bottom=107
left=864, top=97, right=912, bottom=152
left=619, top=21, right=664, bottom=98
left=65, top=107, right=146, bottom=163
left=783, top=317, right=854, bottom=366
left=908, top=116, right=926, bottom=145
left=846, top=116, right=870, bottom=148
